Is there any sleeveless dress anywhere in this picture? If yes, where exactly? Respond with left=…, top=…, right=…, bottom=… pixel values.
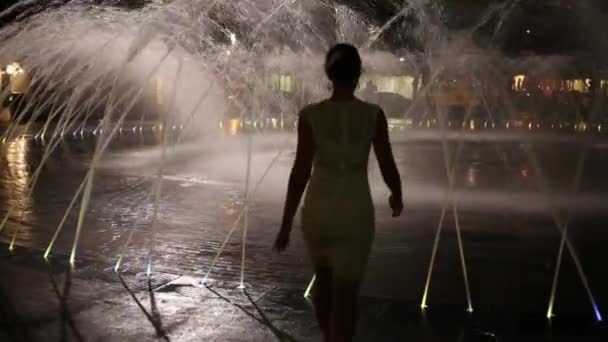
left=300, top=98, right=380, bottom=280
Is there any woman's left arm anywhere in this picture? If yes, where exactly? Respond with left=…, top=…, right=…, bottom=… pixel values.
left=274, top=114, right=315, bottom=253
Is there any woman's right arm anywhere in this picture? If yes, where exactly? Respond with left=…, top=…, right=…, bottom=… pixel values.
left=274, top=113, right=315, bottom=252
left=373, top=109, right=403, bottom=216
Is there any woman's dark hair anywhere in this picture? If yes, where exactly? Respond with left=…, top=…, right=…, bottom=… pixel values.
left=324, top=43, right=362, bottom=83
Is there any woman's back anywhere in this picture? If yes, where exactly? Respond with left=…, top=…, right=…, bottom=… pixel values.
left=301, top=98, right=380, bottom=238
left=303, top=99, right=379, bottom=167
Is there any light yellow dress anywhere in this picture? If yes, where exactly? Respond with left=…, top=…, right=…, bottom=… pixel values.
left=300, top=98, right=380, bottom=280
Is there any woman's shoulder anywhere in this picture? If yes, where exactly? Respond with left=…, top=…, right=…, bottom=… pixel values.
left=355, top=98, right=383, bottom=114
left=299, top=100, right=327, bottom=118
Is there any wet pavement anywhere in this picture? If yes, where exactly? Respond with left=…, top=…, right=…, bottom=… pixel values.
left=1, top=123, right=608, bottom=341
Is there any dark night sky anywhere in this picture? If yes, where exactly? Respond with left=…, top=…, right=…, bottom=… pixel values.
left=1, top=0, right=607, bottom=55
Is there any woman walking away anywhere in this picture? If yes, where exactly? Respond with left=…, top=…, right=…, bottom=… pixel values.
left=273, top=43, right=403, bottom=342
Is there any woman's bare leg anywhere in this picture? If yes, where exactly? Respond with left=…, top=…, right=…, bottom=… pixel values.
left=313, top=266, right=333, bottom=340
left=330, top=278, right=361, bottom=342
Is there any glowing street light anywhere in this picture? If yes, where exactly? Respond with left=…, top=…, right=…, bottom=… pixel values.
left=5, top=62, right=23, bottom=76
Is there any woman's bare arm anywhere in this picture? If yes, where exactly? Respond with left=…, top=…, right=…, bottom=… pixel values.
left=275, top=114, right=315, bottom=251
left=373, top=109, right=403, bottom=214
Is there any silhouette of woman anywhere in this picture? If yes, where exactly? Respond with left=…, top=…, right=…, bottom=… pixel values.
left=274, top=43, right=403, bottom=342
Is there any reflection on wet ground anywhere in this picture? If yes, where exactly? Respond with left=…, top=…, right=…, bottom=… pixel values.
left=0, top=124, right=607, bottom=325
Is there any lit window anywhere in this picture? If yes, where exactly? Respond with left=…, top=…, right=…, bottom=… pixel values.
left=271, top=74, right=294, bottom=93
left=513, top=75, right=525, bottom=91
left=572, top=79, right=589, bottom=93
left=362, top=75, right=415, bottom=99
